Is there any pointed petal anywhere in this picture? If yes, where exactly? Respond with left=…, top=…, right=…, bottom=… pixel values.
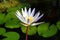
left=33, top=11, right=40, bottom=21
left=24, top=7, right=28, bottom=16
left=22, top=8, right=27, bottom=18
left=16, top=10, right=22, bottom=16
left=15, top=10, right=27, bottom=24
left=22, top=8, right=28, bottom=23
left=34, top=14, right=44, bottom=22
left=25, top=7, right=27, bottom=13
left=31, top=22, right=44, bottom=26
left=28, top=8, right=31, bottom=16
left=30, top=8, right=35, bottom=17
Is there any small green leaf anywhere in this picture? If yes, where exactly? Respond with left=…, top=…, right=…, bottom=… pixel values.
left=0, top=13, right=5, bottom=24
left=37, top=23, right=49, bottom=35
left=0, top=28, right=6, bottom=35
left=3, top=32, right=20, bottom=40
left=42, top=24, right=58, bottom=37
left=21, top=26, right=37, bottom=35
left=57, top=21, right=60, bottom=30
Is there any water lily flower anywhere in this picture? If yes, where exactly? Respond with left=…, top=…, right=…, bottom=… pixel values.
left=15, top=7, right=44, bottom=26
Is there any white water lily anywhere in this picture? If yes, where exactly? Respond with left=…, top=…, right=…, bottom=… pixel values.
left=15, top=7, right=44, bottom=26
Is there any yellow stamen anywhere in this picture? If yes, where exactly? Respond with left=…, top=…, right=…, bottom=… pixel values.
left=26, top=16, right=34, bottom=23
left=29, top=16, right=34, bottom=23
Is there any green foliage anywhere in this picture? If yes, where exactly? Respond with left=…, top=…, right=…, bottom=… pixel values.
left=37, top=23, right=49, bottom=35
left=0, top=28, right=6, bottom=35
left=57, top=21, right=60, bottom=30
left=7, top=3, right=30, bottom=12
left=42, top=24, right=58, bottom=37
left=16, top=3, right=30, bottom=10
left=21, top=26, right=37, bottom=35
left=38, top=23, right=58, bottom=37
left=5, top=20, right=21, bottom=28
left=5, top=13, right=21, bottom=28
left=0, top=13, right=5, bottom=24
left=3, top=32, right=20, bottom=40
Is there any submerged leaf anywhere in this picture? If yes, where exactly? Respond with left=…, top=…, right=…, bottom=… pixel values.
left=21, top=26, right=37, bottom=35
left=0, top=28, right=6, bottom=35
left=3, top=32, right=20, bottom=40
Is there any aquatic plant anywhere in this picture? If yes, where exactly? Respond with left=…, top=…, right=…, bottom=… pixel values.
left=0, top=1, right=59, bottom=39
left=57, top=21, right=60, bottom=30
left=15, top=7, right=44, bottom=40
left=3, top=32, right=20, bottom=40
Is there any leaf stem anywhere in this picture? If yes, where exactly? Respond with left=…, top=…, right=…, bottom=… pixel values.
left=26, top=26, right=28, bottom=40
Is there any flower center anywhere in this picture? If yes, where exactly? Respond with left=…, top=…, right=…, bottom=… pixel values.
left=26, top=16, right=34, bottom=24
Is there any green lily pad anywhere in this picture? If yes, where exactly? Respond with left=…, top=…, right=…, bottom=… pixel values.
left=37, top=23, right=49, bottom=35
left=3, top=32, right=20, bottom=40
left=42, top=24, right=58, bottom=37
left=5, top=12, right=21, bottom=29
left=5, top=19, right=21, bottom=28
left=21, top=26, right=37, bottom=35
left=5, top=8, right=19, bottom=21
left=0, top=13, right=5, bottom=24
left=0, top=28, right=6, bottom=35
left=57, top=21, right=60, bottom=30
left=3, top=38, right=18, bottom=40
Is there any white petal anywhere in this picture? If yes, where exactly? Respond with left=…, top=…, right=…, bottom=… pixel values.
left=33, top=11, right=40, bottom=22
left=16, top=10, right=22, bottom=16
left=22, top=8, right=28, bottom=23
left=28, top=8, right=31, bottom=16
left=24, top=7, right=29, bottom=16
left=31, top=22, right=44, bottom=26
left=22, top=8, right=27, bottom=18
left=16, top=10, right=27, bottom=24
left=30, top=8, right=35, bottom=17
left=34, top=14, right=44, bottom=22
left=15, top=14, right=25, bottom=23
left=25, top=7, right=27, bottom=13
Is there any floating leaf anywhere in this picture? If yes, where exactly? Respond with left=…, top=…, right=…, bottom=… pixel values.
left=37, top=23, right=49, bottom=35
left=57, top=21, right=60, bottom=30
left=0, top=28, right=6, bottom=35
left=5, top=19, right=20, bottom=28
left=5, top=11, right=19, bottom=22
left=0, top=13, right=5, bottom=24
left=3, top=32, right=20, bottom=40
left=5, top=12, right=21, bottom=29
left=21, top=26, right=37, bottom=35
left=42, top=24, right=58, bottom=37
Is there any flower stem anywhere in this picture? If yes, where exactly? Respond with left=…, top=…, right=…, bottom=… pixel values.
left=26, top=26, right=28, bottom=40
